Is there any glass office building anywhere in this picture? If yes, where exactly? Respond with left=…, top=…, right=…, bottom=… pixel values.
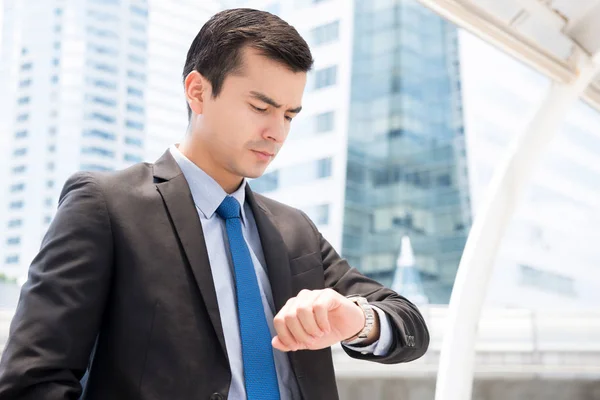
left=341, top=1, right=470, bottom=303
left=250, top=0, right=471, bottom=304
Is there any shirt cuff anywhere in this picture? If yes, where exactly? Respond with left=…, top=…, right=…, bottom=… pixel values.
left=342, top=305, right=393, bottom=356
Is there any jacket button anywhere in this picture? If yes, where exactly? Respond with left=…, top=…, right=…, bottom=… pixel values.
left=210, top=393, right=224, bottom=400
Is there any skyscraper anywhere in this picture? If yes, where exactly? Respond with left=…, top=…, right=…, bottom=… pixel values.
left=0, top=0, right=217, bottom=278
left=247, top=0, right=471, bottom=304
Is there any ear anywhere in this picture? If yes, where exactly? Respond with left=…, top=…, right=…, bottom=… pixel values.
left=184, top=71, right=209, bottom=116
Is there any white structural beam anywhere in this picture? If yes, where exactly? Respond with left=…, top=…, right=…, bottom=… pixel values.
left=414, top=0, right=600, bottom=113
left=434, top=49, right=600, bottom=400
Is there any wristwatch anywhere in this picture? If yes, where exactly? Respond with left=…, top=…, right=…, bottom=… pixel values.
left=343, top=296, right=376, bottom=345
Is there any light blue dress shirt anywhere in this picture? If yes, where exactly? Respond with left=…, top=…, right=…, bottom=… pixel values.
left=169, top=145, right=393, bottom=399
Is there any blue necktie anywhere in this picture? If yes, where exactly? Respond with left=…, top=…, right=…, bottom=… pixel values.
left=216, top=196, right=280, bottom=400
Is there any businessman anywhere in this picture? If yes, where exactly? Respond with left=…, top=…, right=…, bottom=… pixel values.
left=0, top=8, right=429, bottom=400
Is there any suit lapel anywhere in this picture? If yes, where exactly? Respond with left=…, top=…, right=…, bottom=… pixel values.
left=245, top=186, right=293, bottom=314
left=153, top=150, right=227, bottom=357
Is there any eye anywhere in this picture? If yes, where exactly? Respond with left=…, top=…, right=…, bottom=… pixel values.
left=251, top=104, right=267, bottom=112
left=285, top=115, right=293, bottom=122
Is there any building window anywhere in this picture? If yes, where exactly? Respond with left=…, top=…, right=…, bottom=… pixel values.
left=88, top=78, right=117, bottom=90
left=87, top=95, right=117, bottom=107
left=314, top=66, right=337, bottom=89
left=127, top=70, right=146, bottom=82
left=304, top=204, right=330, bottom=225
left=311, top=21, right=339, bottom=46
left=250, top=170, right=279, bottom=193
left=81, top=147, right=115, bottom=158
left=47, top=180, right=55, bottom=189
left=130, top=5, right=148, bottom=18
left=10, top=183, right=25, bottom=192
left=125, top=120, right=144, bottom=130
left=21, top=47, right=28, bottom=56
left=12, top=165, right=26, bottom=174
left=89, top=62, right=118, bottom=74
left=47, top=162, right=55, bottom=171
left=315, top=111, right=335, bottom=133
left=44, top=216, right=53, bottom=224
left=54, top=42, right=61, bottom=50
left=87, top=9, right=119, bottom=22
left=126, top=103, right=144, bottom=114
left=86, top=26, right=119, bottom=39
left=5, top=255, right=20, bottom=264
left=129, top=38, right=147, bottom=50
left=21, top=62, right=33, bottom=71
left=48, top=144, right=56, bottom=153
left=13, top=148, right=27, bottom=157
left=128, top=54, right=145, bottom=64
left=124, top=153, right=142, bottom=163
left=125, top=136, right=143, bottom=147
left=127, top=87, right=144, bottom=98
left=437, top=174, right=451, bottom=187
left=55, top=8, right=63, bottom=16
left=8, top=219, right=22, bottom=228
left=131, top=22, right=146, bottom=32
left=9, top=201, right=24, bottom=210
left=88, top=44, right=118, bottom=56
left=6, top=237, right=21, bottom=246
left=45, top=198, right=53, bottom=207
left=49, top=127, right=57, bottom=136
left=19, top=79, right=32, bottom=88
left=87, top=112, right=116, bottom=124
left=317, top=157, right=332, bottom=178
left=17, top=96, right=30, bottom=105
left=83, top=129, right=116, bottom=141
left=16, top=114, right=29, bottom=122
left=520, top=265, right=576, bottom=296
left=15, top=130, right=28, bottom=139
left=80, top=164, right=113, bottom=172
left=51, top=75, right=60, bottom=84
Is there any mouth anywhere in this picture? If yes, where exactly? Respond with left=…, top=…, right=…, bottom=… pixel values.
left=254, top=150, right=274, bottom=156
left=251, top=150, right=275, bottom=161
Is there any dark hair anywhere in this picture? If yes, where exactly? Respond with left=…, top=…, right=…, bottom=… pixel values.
left=182, top=8, right=314, bottom=119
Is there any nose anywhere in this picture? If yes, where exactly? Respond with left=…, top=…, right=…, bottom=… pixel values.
left=263, top=114, right=286, bottom=143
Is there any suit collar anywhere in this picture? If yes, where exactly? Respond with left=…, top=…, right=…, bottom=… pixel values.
left=168, top=144, right=248, bottom=222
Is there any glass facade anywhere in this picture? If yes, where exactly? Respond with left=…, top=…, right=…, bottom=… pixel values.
left=342, top=0, right=471, bottom=303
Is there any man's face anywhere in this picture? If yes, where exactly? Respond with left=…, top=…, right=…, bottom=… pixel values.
left=197, top=47, right=307, bottom=180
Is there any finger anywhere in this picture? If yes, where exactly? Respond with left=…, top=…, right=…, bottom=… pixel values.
left=295, top=290, right=324, bottom=338
left=273, top=299, right=300, bottom=351
left=313, top=293, right=332, bottom=334
left=285, top=309, right=315, bottom=347
left=272, top=336, right=291, bottom=352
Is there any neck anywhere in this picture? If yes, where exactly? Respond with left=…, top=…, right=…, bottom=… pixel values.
left=178, top=133, right=243, bottom=194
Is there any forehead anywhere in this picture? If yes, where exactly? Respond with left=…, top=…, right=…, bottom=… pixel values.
left=227, top=46, right=307, bottom=105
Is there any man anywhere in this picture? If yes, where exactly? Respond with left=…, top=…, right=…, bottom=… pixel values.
left=0, top=8, right=429, bottom=400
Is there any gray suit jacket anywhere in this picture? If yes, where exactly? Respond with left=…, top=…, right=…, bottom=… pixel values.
left=0, top=150, right=429, bottom=400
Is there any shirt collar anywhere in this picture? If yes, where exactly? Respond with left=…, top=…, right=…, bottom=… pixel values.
left=169, top=144, right=247, bottom=222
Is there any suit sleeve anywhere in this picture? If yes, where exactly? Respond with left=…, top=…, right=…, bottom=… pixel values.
left=300, top=212, right=430, bottom=364
left=0, top=172, right=114, bottom=399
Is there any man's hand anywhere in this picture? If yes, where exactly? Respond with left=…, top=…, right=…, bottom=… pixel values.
left=272, top=289, right=376, bottom=352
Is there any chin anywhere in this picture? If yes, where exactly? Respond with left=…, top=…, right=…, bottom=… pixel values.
left=242, top=166, right=269, bottom=180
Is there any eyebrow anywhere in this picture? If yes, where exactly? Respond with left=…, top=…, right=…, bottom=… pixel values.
left=249, top=91, right=302, bottom=114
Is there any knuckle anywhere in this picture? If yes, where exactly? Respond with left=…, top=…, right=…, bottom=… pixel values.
left=284, top=312, right=297, bottom=323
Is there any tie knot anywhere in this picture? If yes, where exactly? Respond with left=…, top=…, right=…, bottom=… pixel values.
left=216, top=196, right=241, bottom=220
